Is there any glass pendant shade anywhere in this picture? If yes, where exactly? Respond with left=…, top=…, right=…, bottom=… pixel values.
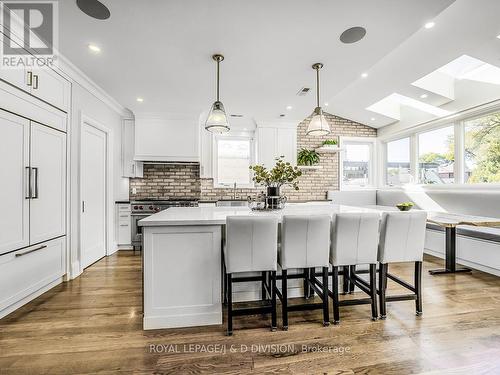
left=306, top=107, right=330, bottom=136
left=205, top=101, right=230, bottom=133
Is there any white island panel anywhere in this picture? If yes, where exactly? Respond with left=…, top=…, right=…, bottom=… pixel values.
left=143, top=225, right=222, bottom=330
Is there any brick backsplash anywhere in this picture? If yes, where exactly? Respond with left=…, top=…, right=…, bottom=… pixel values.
left=129, top=163, right=201, bottom=200
left=129, top=112, right=376, bottom=201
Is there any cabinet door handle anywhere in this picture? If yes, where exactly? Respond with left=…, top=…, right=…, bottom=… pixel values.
left=25, top=166, right=32, bottom=199
left=33, top=74, right=39, bottom=89
left=16, top=245, right=47, bottom=257
left=27, top=71, right=33, bottom=86
left=119, top=224, right=128, bottom=227
left=31, top=167, right=39, bottom=199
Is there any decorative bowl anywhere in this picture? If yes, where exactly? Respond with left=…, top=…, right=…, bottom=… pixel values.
left=396, top=202, right=414, bottom=211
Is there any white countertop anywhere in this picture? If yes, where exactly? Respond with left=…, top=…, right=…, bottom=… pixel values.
left=138, top=203, right=389, bottom=226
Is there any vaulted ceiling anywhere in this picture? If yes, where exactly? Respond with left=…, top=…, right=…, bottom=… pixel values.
left=58, top=0, right=500, bottom=129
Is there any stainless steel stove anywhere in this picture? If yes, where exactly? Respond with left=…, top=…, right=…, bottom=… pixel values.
left=131, top=199, right=198, bottom=250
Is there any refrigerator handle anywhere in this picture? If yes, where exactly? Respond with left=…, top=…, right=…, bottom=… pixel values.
left=25, top=167, right=31, bottom=199
left=32, top=167, right=39, bottom=199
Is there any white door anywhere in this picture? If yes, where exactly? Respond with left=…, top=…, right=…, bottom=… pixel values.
left=0, top=110, right=30, bottom=254
left=30, top=122, right=66, bottom=245
left=81, top=123, right=107, bottom=268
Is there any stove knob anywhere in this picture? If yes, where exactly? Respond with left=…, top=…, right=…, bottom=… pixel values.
left=133, top=206, right=138, bottom=210
left=149, top=205, right=154, bottom=210
left=139, top=206, right=143, bottom=210
left=155, top=207, right=160, bottom=212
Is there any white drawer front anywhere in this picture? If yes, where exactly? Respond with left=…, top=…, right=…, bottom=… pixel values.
left=0, top=237, right=66, bottom=312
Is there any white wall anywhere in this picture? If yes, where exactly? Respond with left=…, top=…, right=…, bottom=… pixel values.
left=69, top=82, right=129, bottom=278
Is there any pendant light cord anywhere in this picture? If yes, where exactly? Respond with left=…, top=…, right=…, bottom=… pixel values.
left=316, top=66, right=320, bottom=108
left=216, top=59, right=220, bottom=102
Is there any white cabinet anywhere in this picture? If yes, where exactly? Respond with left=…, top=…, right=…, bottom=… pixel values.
left=121, top=119, right=143, bottom=177
left=0, top=111, right=30, bottom=254
left=0, top=108, right=66, bottom=255
left=135, top=115, right=199, bottom=162
left=256, top=124, right=297, bottom=168
left=30, top=65, right=70, bottom=112
left=0, top=237, right=66, bottom=318
left=116, top=204, right=132, bottom=246
left=30, top=123, right=66, bottom=244
left=0, top=33, right=70, bottom=112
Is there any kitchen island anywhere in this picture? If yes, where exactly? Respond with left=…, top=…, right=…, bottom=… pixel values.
left=139, top=203, right=382, bottom=330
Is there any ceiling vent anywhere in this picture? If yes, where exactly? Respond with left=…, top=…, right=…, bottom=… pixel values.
left=230, top=114, right=243, bottom=118
left=297, top=87, right=310, bottom=96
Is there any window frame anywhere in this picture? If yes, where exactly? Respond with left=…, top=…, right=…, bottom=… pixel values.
left=212, top=134, right=255, bottom=188
left=415, top=123, right=456, bottom=185
left=340, top=136, right=377, bottom=190
left=384, top=136, right=412, bottom=186
left=379, top=102, right=500, bottom=188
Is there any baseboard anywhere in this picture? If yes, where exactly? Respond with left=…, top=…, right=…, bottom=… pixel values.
left=143, top=311, right=222, bottom=330
left=424, top=248, right=500, bottom=277
left=0, top=277, right=63, bottom=320
left=118, top=245, right=134, bottom=250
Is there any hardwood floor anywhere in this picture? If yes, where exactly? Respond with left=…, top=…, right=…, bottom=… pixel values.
left=1, top=252, right=499, bottom=374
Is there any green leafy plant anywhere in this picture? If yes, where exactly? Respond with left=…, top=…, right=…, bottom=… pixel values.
left=322, top=139, right=338, bottom=146
left=396, top=202, right=414, bottom=211
left=297, top=148, right=320, bottom=166
left=249, top=156, right=302, bottom=190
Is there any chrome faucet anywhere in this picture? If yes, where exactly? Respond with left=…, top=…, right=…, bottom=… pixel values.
left=233, top=182, right=237, bottom=199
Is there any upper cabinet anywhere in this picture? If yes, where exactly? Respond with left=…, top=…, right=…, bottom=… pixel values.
left=122, top=119, right=143, bottom=178
left=255, top=122, right=297, bottom=168
left=0, top=32, right=70, bottom=113
left=134, top=114, right=200, bottom=162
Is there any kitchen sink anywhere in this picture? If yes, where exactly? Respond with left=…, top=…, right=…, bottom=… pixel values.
left=216, top=199, right=248, bottom=207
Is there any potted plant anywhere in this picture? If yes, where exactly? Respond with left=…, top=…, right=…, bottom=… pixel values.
left=322, top=139, right=338, bottom=148
left=297, top=148, right=320, bottom=166
left=249, top=156, right=302, bottom=198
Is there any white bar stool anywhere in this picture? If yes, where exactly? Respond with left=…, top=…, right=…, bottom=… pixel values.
left=378, top=211, right=427, bottom=319
left=278, top=214, right=331, bottom=330
left=330, top=212, right=380, bottom=324
left=224, top=216, right=278, bottom=336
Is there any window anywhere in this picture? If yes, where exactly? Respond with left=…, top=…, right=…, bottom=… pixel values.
left=342, top=140, right=375, bottom=187
left=214, top=137, right=253, bottom=186
left=464, top=112, right=500, bottom=183
left=386, top=137, right=411, bottom=185
left=418, top=126, right=454, bottom=184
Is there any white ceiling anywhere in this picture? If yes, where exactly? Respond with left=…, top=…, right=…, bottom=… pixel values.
left=57, top=0, right=500, bottom=129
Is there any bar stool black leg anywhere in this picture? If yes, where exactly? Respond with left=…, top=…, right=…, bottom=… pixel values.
left=369, top=264, right=378, bottom=321
left=332, top=266, right=340, bottom=324
left=310, top=268, right=316, bottom=297
left=261, top=271, right=267, bottom=300
left=282, top=269, right=288, bottom=330
left=322, top=266, right=330, bottom=326
left=379, top=263, right=387, bottom=319
left=227, top=273, right=233, bottom=336
left=303, top=268, right=310, bottom=299
left=342, top=266, right=349, bottom=295
left=271, top=271, right=277, bottom=331
left=415, top=261, right=423, bottom=316
left=349, top=265, right=356, bottom=294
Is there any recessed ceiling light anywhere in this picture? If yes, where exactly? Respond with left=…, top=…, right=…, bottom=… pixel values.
left=136, top=97, right=144, bottom=102
left=286, top=105, right=293, bottom=110
left=324, top=102, right=329, bottom=106
left=497, top=34, right=500, bottom=39
left=420, top=94, right=428, bottom=99
left=88, top=44, right=101, bottom=53
left=424, top=22, right=435, bottom=29
left=361, top=72, right=368, bottom=78
left=371, top=117, right=376, bottom=121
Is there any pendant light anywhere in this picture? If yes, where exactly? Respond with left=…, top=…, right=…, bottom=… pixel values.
left=306, top=63, right=331, bottom=136
left=205, top=54, right=230, bottom=133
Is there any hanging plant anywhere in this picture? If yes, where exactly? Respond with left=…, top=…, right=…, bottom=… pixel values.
left=297, top=148, right=320, bottom=166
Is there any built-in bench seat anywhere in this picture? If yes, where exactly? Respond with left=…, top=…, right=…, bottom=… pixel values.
left=327, top=188, right=500, bottom=276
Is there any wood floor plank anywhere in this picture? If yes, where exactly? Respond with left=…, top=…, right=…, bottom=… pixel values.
left=1, top=252, right=499, bottom=374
